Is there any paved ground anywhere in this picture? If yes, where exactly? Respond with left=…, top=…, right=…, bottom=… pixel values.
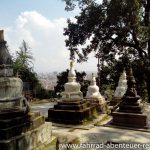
left=53, top=125, right=150, bottom=150
left=31, top=102, right=55, bottom=117
left=31, top=102, right=150, bottom=150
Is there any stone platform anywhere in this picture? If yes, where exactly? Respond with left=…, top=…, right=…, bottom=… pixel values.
left=0, top=109, right=55, bottom=150
left=111, top=110, right=148, bottom=129
left=48, top=99, right=97, bottom=124
left=0, top=30, right=56, bottom=150
left=111, top=99, right=148, bottom=129
left=0, top=122, right=55, bottom=150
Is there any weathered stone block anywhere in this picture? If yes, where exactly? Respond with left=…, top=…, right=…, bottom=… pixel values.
left=48, top=101, right=96, bottom=124
left=0, top=122, right=53, bottom=150
left=112, top=111, right=148, bottom=128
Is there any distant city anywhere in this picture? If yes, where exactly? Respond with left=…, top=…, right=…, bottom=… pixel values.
left=38, top=71, right=97, bottom=90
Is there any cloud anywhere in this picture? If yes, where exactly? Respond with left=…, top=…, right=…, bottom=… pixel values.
left=3, top=11, right=97, bottom=73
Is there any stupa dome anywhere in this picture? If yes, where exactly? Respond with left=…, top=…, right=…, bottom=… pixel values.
left=61, top=60, right=83, bottom=100
left=86, top=74, right=101, bottom=98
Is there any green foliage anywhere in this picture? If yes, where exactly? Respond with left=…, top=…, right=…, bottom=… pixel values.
left=13, top=40, right=34, bottom=74
left=12, top=40, right=57, bottom=99
left=64, top=0, right=149, bottom=61
left=54, top=69, right=89, bottom=97
left=62, top=0, right=95, bottom=11
left=35, top=83, right=56, bottom=99
left=13, top=40, right=39, bottom=89
left=63, top=0, right=150, bottom=101
left=54, top=69, right=68, bottom=96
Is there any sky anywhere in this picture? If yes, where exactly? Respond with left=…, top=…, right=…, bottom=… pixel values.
left=0, top=0, right=99, bottom=73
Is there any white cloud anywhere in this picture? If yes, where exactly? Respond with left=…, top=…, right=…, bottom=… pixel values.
left=3, top=11, right=97, bottom=73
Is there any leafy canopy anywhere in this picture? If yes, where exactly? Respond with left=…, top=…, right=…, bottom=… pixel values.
left=63, top=0, right=150, bottom=63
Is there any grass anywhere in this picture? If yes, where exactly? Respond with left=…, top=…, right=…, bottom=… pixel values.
left=68, top=128, right=76, bottom=132
left=94, top=115, right=112, bottom=126
left=30, top=99, right=55, bottom=105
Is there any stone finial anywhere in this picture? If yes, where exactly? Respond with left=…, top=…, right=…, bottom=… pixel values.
left=92, top=73, right=94, bottom=78
left=70, top=60, right=74, bottom=69
left=91, top=73, right=96, bottom=85
left=124, top=67, right=137, bottom=97
left=68, top=60, right=76, bottom=81
left=121, top=70, right=126, bottom=79
left=0, top=30, right=4, bottom=41
left=0, top=30, right=13, bottom=77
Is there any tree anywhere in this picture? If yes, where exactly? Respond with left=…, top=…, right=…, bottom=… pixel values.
left=62, top=0, right=150, bottom=101
left=54, top=69, right=89, bottom=97
left=13, top=40, right=38, bottom=89
left=13, top=40, right=34, bottom=74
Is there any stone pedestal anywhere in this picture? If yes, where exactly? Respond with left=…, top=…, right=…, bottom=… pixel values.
left=112, top=111, right=147, bottom=128
left=111, top=68, right=148, bottom=129
left=48, top=99, right=96, bottom=124
left=0, top=30, right=55, bottom=150
left=0, top=110, right=55, bottom=150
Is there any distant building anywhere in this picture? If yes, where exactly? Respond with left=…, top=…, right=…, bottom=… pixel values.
left=37, top=72, right=57, bottom=90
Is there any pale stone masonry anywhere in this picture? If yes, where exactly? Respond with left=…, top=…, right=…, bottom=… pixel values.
left=0, top=30, right=56, bottom=150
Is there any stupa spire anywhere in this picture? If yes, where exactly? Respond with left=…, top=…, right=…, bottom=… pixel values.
left=0, top=30, right=4, bottom=41
left=113, top=70, right=127, bottom=98
left=86, top=73, right=102, bottom=98
left=68, top=60, right=76, bottom=80
left=0, top=30, right=13, bottom=77
left=91, top=73, right=96, bottom=86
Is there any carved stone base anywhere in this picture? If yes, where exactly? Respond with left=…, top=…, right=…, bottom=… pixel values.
left=0, top=122, right=55, bottom=150
left=0, top=110, right=54, bottom=150
left=111, top=111, right=148, bottom=129
left=0, top=111, right=45, bottom=140
left=48, top=99, right=97, bottom=124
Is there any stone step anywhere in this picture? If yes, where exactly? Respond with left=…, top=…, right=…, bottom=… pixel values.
left=0, top=115, right=29, bottom=129
left=0, top=122, right=53, bottom=150
left=54, top=102, right=88, bottom=110
left=48, top=105, right=96, bottom=125
left=0, top=115, right=45, bottom=140
left=0, top=109, right=26, bottom=119
left=0, top=112, right=41, bottom=128
left=112, top=111, right=148, bottom=129
left=119, top=105, right=143, bottom=113
left=58, top=100, right=88, bottom=105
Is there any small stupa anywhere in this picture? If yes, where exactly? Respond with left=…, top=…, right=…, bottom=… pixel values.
left=48, top=60, right=97, bottom=124
left=111, top=67, right=148, bottom=128
left=61, top=60, right=83, bottom=100
left=86, top=74, right=103, bottom=99
left=113, top=70, right=127, bottom=102
left=0, top=30, right=55, bottom=150
left=0, top=30, right=29, bottom=111
left=109, top=71, right=127, bottom=111
left=86, top=74, right=107, bottom=113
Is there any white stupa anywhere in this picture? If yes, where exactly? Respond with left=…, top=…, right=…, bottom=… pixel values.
left=86, top=74, right=108, bottom=112
left=61, top=60, right=83, bottom=100
left=113, top=70, right=127, bottom=99
left=86, top=74, right=106, bottom=104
